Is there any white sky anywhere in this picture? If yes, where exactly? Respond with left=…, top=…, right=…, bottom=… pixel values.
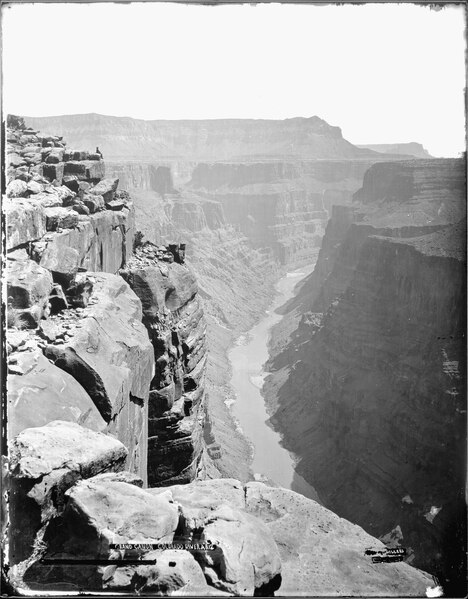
left=2, top=2, right=466, bottom=157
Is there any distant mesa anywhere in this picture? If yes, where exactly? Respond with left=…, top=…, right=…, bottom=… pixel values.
left=356, top=142, right=432, bottom=159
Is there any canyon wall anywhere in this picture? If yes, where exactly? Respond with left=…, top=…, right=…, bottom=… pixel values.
left=356, top=142, right=432, bottom=159
left=265, top=158, right=466, bottom=595
left=24, top=114, right=384, bottom=161
left=4, top=120, right=210, bottom=496
left=25, top=114, right=413, bottom=268
left=3, top=118, right=435, bottom=596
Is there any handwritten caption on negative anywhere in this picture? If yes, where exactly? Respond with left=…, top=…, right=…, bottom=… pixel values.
left=109, top=542, right=216, bottom=551
left=365, top=547, right=406, bottom=563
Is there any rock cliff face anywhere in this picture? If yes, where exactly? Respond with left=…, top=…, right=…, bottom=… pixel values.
left=25, top=113, right=412, bottom=268
left=4, top=119, right=438, bottom=596
left=265, top=158, right=466, bottom=595
left=25, top=114, right=382, bottom=161
left=4, top=120, right=211, bottom=492
left=121, top=244, right=207, bottom=486
left=4, top=123, right=152, bottom=482
left=185, top=159, right=378, bottom=265
left=356, top=142, right=432, bottom=159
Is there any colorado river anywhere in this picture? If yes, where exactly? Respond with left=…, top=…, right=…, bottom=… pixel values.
left=229, top=266, right=320, bottom=502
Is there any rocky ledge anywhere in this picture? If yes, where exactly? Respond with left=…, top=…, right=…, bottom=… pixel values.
left=5, top=117, right=208, bottom=498
left=6, top=421, right=433, bottom=596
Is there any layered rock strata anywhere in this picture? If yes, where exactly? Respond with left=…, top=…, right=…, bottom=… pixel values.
left=26, top=113, right=414, bottom=269
left=121, top=242, right=207, bottom=486
left=4, top=121, right=151, bottom=483
left=265, top=158, right=466, bottom=594
left=24, top=114, right=386, bottom=161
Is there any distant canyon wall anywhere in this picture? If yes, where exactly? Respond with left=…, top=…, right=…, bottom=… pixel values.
left=264, top=158, right=466, bottom=595
left=25, top=114, right=415, bottom=267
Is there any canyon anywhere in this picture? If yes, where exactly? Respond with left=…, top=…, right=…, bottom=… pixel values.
left=3, top=113, right=462, bottom=595
left=264, top=158, right=466, bottom=596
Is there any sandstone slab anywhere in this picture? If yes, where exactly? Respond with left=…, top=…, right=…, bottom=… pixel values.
left=43, top=272, right=153, bottom=480
left=7, top=350, right=106, bottom=439
left=244, top=482, right=433, bottom=596
left=6, top=199, right=47, bottom=250
left=7, top=256, right=53, bottom=312
left=90, top=178, right=119, bottom=202
left=8, top=421, right=127, bottom=565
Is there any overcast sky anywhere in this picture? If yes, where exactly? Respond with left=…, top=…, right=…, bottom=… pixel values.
left=2, top=2, right=466, bottom=157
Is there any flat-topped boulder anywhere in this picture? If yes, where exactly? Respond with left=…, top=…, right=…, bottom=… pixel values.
left=8, top=421, right=127, bottom=565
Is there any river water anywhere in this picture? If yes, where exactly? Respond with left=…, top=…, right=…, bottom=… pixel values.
left=229, top=266, right=320, bottom=502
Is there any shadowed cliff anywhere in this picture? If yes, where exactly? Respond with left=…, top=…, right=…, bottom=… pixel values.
left=264, top=157, right=467, bottom=596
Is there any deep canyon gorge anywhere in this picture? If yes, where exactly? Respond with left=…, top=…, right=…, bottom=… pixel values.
left=3, top=113, right=465, bottom=596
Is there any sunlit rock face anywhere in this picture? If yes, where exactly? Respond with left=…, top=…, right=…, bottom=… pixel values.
left=5, top=123, right=150, bottom=483
left=265, top=157, right=466, bottom=595
left=23, top=114, right=381, bottom=161
left=13, top=468, right=433, bottom=596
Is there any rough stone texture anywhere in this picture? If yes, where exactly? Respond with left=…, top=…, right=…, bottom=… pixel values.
left=5, top=199, right=47, bottom=250
left=264, top=158, right=466, bottom=595
left=90, top=177, right=119, bottom=202
left=7, top=350, right=106, bottom=439
left=63, top=478, right=179, bottom=545
left=6, top=179, right=28, bottom=198
left=7, top=421, right=127, bottom=565
left=7, top=256, right=53, bottom=321
left=44, top=207, right=79, bottom=231
left=43, top=272, right=154, bottom=482
left=104, top=550, right=215, bottom=595
left=32, top=207, right=135, bottom=274
left=10, top=473, right=433, bottom=596
left=121, top=247, right=207, bottom=486
left=21, top=478, right=180, bottom=591
left=244, top=482, right=433, bottom=596
left=197, top=506, right=281, bottom=596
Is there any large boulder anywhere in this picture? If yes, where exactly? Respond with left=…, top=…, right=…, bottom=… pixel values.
left=44, top=207, right=79, bottom=231
left=121, top=261, right=198, bottom=316
left=90, top=178, right=119, bottom=203
left=197, top=505, right=281, bottom=596
left=7, top=350, right=106, bottom=439
left=8, top=421, right=127, bottom=565
left=149, top=479, right=281, bottom=596
left=6, top=179, right=28, bottom=198
left=7, top=255, right=53, bottom=312
left=31, top=207, right=135, bottom=274
left=150, top=478, right=245, bottom=530
left=42, top=162, right=64, bottom=183
left=5, top=199, right=47, bottom=250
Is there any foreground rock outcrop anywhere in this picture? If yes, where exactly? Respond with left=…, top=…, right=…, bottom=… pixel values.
left=8, top=442, right=433, bottom=596
left=265, top=158, right=466, bottom=595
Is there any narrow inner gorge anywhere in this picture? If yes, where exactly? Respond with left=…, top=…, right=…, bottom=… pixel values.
left=228, top=265, right=319, bottom=502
